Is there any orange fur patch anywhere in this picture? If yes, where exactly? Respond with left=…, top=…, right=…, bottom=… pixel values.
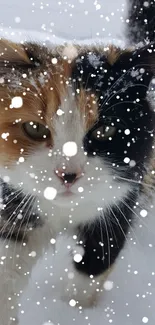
left=0, top=39, right=98, bottom=166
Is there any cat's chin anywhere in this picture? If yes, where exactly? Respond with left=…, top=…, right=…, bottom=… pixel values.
left=50, top=191, right=80, bottom=207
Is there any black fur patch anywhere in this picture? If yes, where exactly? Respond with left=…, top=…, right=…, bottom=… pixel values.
left=0, top=182, right=41, bottom=242
left=126, top=0, right=155, bottom=44
left=75, top=191, right=138, bottom=276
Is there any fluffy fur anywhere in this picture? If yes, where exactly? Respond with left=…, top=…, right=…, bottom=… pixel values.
left=0, top=3, right=155, bottom=324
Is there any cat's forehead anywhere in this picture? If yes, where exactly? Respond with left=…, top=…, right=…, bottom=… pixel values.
left=23, top=43, right=127, bottom=122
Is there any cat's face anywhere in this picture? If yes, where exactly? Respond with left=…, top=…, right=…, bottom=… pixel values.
left=0, top=40, right=154, bottom=230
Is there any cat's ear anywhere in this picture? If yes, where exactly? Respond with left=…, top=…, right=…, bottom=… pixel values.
left=118, top=43, right=155, bottom=87
left=0, top=39, right=40, bottom=71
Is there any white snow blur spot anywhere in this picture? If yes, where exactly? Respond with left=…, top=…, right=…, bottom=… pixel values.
left=68, top=272, right=74, bottom=279
left=0, top=77, right=4, bottom=84
left=50, top=238, right=56, bottom=244
left=129, top=160, right=136, bottom=167
left=15, top=17, right=21, bottom=23
left=1, top=132, right=9, bottom=140
left=78, top=187, right=84, bottom=193
left=96, top=4, right=101, bottom=10
left=124, top=157, right=130, bottom=164
left=44, top=187, right=57, bottom=200
left=29, top=173, right=35, bottom=178
left=103, top=280, right=114, bottom=291
left=62, top=45, right=78, bottom=61
left=73, top=253, right=83, bottom=263
left=73, top=247, right=84, bottom=263
left=142, top=317, right=149, bottom=323
left=143, top=1, right=149, bottom=7
left=11, top=96, right=23, bottom=108
left=69, top=299, right=76, bottom=307
left=63, top=141, right=77, bottom=157
left=88, top=53, right=100, bottom=68
left=124, top=129, right=130, bottom=135
left=57, top=108, right=64, bottom=116
left=19, top=157, right=25, bottom=163
left=152, top=78, right=155, bottom=84
left=3, top=176, right=10, bottom=183
left=17, top=213, right=23, bottom=220
left=140, top=209, right=148, bottom=218
left=51, top=58, right=58, bottom=64
left=29, top=251, right=37, bottom=257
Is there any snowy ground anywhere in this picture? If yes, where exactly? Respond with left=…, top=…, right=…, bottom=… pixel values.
left=0, top=0, right=155, bottom=324
left=20, top=203, right=155, bottom=325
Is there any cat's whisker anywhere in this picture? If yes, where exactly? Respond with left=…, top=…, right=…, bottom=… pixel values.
left=103, top=100, right=143, bottom=115
left=0, top=192, right=29, bottom=240
left=12, top=194, right=35, bottom=264
left=14, top=194, right=34, bottom=243
left=108, top=204, right=130, bottom=247
left=114, top=201, right=139, bottom=244
left=120, top=197, right=150, bottom=231
left=2, top=189, right=24, bottom=209
left=99, top=211, right=111, bottom=268
left=20, top=196, right=37, bottom=247
left=115, top=175, right=155, bottom=190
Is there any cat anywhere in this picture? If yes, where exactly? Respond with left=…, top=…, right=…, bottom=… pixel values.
left=0, top=1, right=155, bottom=324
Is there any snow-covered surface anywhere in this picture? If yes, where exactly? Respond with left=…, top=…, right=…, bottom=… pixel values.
left=20, top=203, right=155, bottom=325
left=0, top=0, right=128, bottom=41
left=0, top=0, right=154, bottom=324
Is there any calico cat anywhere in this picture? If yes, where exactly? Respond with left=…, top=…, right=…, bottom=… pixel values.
left=0, top=2, right=155, bottom=324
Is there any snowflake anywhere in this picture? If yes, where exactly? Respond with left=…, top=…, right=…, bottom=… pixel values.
left=124, top=129, right=130, bottom=135
left=51, top=58, right=58, bottom=64
left=15, top=17, right=21, bottom=23
left=78, top=187, right=84, bottom=193
left=19, top=157, right=25, bottom=163
left=56, top=108, right=64, bottom=116
left=11, top=96, right=23, bottom=108
left=69, top=299, right=76, bottom=307
left=140, top=209, right=148, bottom=218
left=124, top=157, right=130, bottom=164
left=63, top=141, right=77, bottom=157
left=44, top=187, right=57, bottom=200
left=3, top=176, right=10, bottom=183
left=1, top=132, right=9, bottom=140
left=50, top=238, right=56, bottom=244
left=73, top=253, right=83, bottom=263
left=29, top=251, right=37, bottom=257
left=103, top=281, right=114, bottom=291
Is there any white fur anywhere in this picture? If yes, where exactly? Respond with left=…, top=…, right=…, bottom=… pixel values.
left=0, top=90, right=130, bottom=324
left=0, top=90, right=130, bottom=233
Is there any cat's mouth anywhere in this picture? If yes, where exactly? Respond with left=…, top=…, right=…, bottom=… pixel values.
left=59, top=191, right=75, bottom=197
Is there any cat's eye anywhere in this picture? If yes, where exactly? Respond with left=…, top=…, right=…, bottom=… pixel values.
left=91, top=125, right=116, bottom=141
left=22, top=121, right=51, bottom=141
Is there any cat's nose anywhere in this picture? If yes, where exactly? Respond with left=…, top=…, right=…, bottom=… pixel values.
left=55, top=169, right=82, bottom=187
left=63, top=173, right=77, bottom=184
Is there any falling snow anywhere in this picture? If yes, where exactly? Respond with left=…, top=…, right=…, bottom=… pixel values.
left=0, top=1, right=154, bottom=325
left=103, top=281, right=114, bottom=291
left=124, top=157, right=130, bottom=164
left=44, top=187, right=57, bottom=200
left=69, top=299, right=77, bottom=307
left=73, top=253, right=83, bottom=263
left=142, top=317, right=149, bottom=323
left=62, top=141, right=78, bottom=157
left=140, top=209, right=148, bottom=218
left=51, top=58, right=58, bottom=64
left=11, top=96, right=23, bottom=108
